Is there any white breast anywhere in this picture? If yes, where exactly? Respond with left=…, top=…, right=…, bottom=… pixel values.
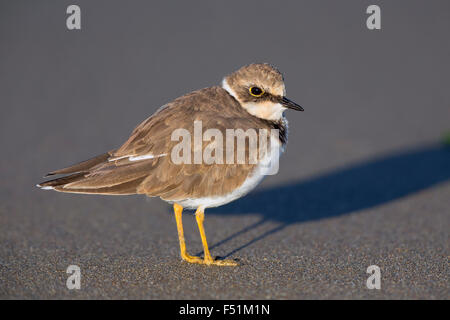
left=170, top=133, right=285, bottom=210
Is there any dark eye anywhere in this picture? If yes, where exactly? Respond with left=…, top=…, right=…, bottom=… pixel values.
left=249, top=86, right=264, bottom=97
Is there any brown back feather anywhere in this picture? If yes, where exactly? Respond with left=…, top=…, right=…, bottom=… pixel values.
left=38, top=87, right=282, bottom=199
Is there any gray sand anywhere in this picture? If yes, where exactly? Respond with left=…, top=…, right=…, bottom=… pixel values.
left=0, top=1, right=449, bottom=299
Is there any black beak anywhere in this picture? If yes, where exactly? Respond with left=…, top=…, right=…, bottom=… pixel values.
left=279, top=96, right=304, bottom=111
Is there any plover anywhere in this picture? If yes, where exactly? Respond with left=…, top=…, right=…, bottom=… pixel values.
left=37, top=63, right=303, bottom=266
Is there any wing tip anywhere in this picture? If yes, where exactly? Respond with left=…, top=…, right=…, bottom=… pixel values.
left=36, top=184, right=54, bottom=190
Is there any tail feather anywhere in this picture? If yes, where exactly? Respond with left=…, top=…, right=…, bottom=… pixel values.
left=62, top=160, right=154, bottom=190
left=45, top=151, right=114, bottom=177
left=52, top=176, right=147, bottom=195
left=37, top=150, right=151, bottom=196
left=37, top=172, right=86, bottom=189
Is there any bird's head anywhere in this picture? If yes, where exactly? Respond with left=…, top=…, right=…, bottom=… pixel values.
left=222, top=63, right=303, bottom=121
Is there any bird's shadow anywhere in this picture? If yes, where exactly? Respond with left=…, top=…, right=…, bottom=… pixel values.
left=205, top=143, right=450, bottom=258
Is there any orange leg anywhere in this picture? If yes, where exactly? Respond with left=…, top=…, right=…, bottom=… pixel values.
left=195, top=206, right=238, bottom=266
left=173, top=203, right=203, bottom=264
left=173, top=203, right=237, bottom=266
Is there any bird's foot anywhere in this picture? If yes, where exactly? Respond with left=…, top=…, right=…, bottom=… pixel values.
left=181, top=253, right=204, bottom=264
left=208, top=258, right=238, bottom=267
left=181, top=253, right=238, bottom=266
